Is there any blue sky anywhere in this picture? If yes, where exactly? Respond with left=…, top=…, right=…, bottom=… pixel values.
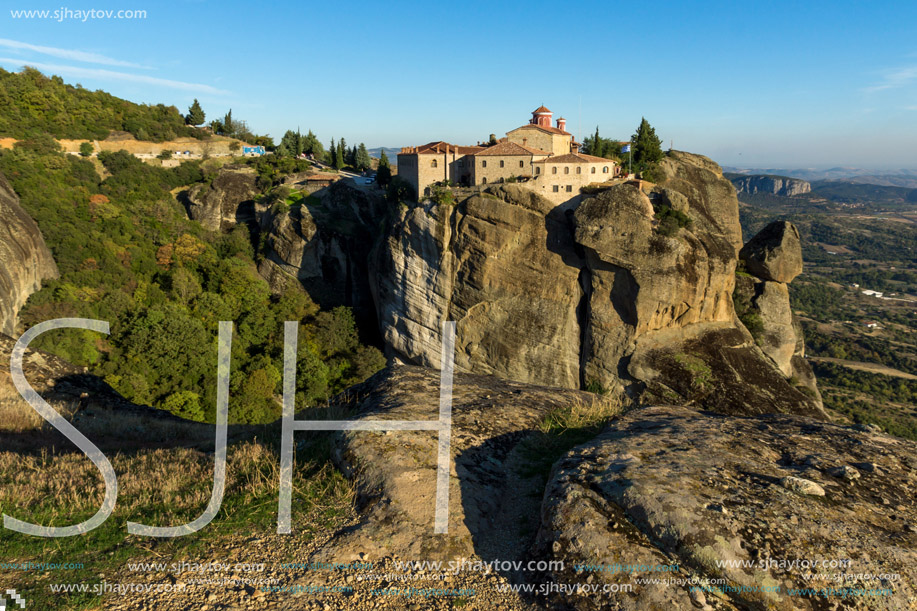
left=2, top=0, right=916, bottom=168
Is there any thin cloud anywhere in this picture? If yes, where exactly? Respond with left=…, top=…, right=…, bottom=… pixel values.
left=0, top=59, right=230, bottom=95
left=865, top=65, right=917, bottom=92
left=0, top=38, right=148, bottom=69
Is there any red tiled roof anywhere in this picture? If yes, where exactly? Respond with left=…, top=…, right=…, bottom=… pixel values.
left=399, top=141, right=485, bottom=155
left=473, top=141, right=551, bottom=156
left=533, top=153, right=616, bottom=164
left=509, top=123, right=571, bottom=136
left=532, top=105, right=552, bottom=114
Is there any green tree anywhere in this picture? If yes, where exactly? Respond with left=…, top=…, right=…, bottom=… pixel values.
left=334, top=138, right=345, bottom=169
left=631, top=117, right=664, bottom=180
left=355, top=143, right=372, bottom=172
left=377, top=150, right=392, bottom=187
left=185, top=98, right=205, bottom=126
left=329, top=138, right=337, bottom=168
left=223, top=109, right=233, bottom=137
left=79, top=141, right=94, bottom=157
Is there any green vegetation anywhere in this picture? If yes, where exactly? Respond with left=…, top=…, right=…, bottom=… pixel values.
left=631, top=117, right=664, bottom=182
left=1, top=136, right=384, bottom=425
left=674, top=353, right=713, bottom=391
left=429, top=183, right=455, bottom=206
left=0, top=67, right=205, bottom=142
left=516, top=396, right=621, bottom=485
left=185, top=98, right=206, bottom=126
left=78, top=141, right=93, bottom=157
left=581, top=126, right=623, bottom=160
left=652, top=200, right=693, bottom=237
left=377, top=150, right=392, bottom=188
left=386, top=176, right=416, bottom=205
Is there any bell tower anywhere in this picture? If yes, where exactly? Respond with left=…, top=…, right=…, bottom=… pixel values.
left=531, top=105, right=552, bottom=128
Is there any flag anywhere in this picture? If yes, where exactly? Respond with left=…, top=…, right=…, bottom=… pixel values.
left=621, top=144, right=631, bottom=153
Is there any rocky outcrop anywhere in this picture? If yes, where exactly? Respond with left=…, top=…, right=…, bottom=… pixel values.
left=186, top=166, right=258, bottom=231
left=733, top=221, right=820, bottom=402
left=258, top=180, right=385, bottom=324
left=0, top=172, right=58, bottom=336
left=730, top=174, right=811, bottom=197
left=739, top=220, right=803, bottom=283
left=311, top=368, right=915, bottom=610
left=537, top=406, right=916, bottom=610
left=373, top=151, right=822, bottom=417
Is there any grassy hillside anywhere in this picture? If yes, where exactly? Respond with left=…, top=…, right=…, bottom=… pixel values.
left=0, top=67, right=205, bottom=142
left=0, top=135, right=384, bottom=424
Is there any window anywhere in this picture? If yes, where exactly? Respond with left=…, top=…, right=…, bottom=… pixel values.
left=576, top=167, right=581, bottom=174
left=431, top=159, right=438, bottom=168
left=603, top=166, right=609, bottom=173
left=564, top=167, right=570, bottom=175
left=552, top=167, right=557, bottom=174
left=483, top=160, right=487, bottom=168
left=591, top=167, right=596, bottom=174
left=519, top=160, right=524, bottom=168
left=535, top=167, right=541, bottom=174
left=500, top=160, right=505, bottom=168
left=566, top=185, right=573, bottom=192
left=482, top=177, right=487, bottom=184
left=552, top=185, right=559, bottom=192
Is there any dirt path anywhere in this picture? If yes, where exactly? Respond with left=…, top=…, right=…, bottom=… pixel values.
left=809, top=356, right=917, bottom=380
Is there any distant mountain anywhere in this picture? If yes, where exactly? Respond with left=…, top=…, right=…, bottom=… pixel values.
left=726, top=173, right=811, bottom=197
left=724, top=166, right=917, bottom=187
left=368, top=147, right=401, bottom=166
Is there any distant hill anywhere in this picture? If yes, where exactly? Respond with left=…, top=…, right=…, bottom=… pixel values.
left=726, top=173, right=811, bottom=197
left=368, top=147, right=401, bottom=166
left=0, top=67, right=205, bottom=142
left=725, top=165, right=917, bottom=188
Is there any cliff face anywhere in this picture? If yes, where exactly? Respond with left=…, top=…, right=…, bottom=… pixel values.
left=373, top=152, right=823, bottom=417
left=186, top=166, right=259, bottom=232
left=0, top=172, right=58, bottom=336
left=730, top=174, right=812, bottom=197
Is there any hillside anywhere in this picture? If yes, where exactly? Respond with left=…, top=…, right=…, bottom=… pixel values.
left=0, top=67, right=205, bottom=142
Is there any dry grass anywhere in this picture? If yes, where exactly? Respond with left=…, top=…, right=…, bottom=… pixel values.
left=538, top=393, right=623, bottom=434
left=0, top=382, right=79, bottom=433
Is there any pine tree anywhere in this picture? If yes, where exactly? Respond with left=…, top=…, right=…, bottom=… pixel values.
left=335, top=141, right=345, bottom=169
left=592, top=126, right=604, bottom=158
left=377, top=150, right=392, bottom=187
left=329, top=138, right=337, bottom=168
left=338, top=138, right=347, bottom=166
left=223, top=109, right=233, bottom=137
left=356, top=143, right=371, bottom=171
left=185, top=99, right=205, bottom=126
left=379, top=149, right=390, bottom=169
left=631, top=118, right=664, bottom=180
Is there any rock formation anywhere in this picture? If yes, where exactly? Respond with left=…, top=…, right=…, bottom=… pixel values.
left=186, top=165, right=259, bottom=232
left=315, top=367, right=916, bottom=611
left=372, top=152, right=823, bottom=417
left=730, top=174, right=811, bottom=197
left=0, top=172, right=58, bottom=336
left=734, top=221, right=820, bottom=400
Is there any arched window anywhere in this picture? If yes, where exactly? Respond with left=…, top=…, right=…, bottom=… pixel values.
left=482, top=160, right=487, bottom=168
left=591, top=167, right=596, bottom=174
left=552, top=167, right=557, bottom=175
left=535, top=167, right=541, bottom=174
left=603, top=166, right=609, bottom=173
left=482, top=177, right=487, bottom=184
left=519, top=160, right=524, bottom=168
left=564, top=167, right=570, bottom=175
left=431, top=159, right=438, bottom=168
left=500, top=160, right=505, bottom=168
left=576, top=167, right=581, bottom=174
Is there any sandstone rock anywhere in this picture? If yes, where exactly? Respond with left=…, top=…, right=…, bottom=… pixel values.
left=186, top=166, right=258, bottom=231
left=780, top=476, right=825, bottom=496
left=537, top=406, right=917, bottom=610
left=0, top=172, right=58, bottom=336
left=739, top=221, right=803, bottom=283
left=730, top=174, right=812, bottom=197
left=752, top=281, right=796, bottom=376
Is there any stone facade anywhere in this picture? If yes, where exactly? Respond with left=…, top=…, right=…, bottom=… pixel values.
left=398, top=106, right=617, bottom=203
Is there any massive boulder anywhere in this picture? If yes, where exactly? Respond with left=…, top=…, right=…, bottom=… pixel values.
left=733, top=221, right=820, bottom=402
left=739, top=221, right=803, bottom=283
left=730, top=174, right=812, bottom=197
left=373, top=151, right=822, bottom=417
left=186, top=166, right=259, bottom=231
left=537, top=406, right=917, bottom=610
left=0, top=172, right=58, bottom=336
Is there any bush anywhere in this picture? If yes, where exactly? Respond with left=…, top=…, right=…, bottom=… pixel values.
left=79, top=142, right=94, bottom=157
left=655, top=204, right=692, bottom=237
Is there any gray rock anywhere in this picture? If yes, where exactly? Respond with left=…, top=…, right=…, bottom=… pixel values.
left=0, top=171, right=59, bottom=336
left=730, top=174, right=812, bottom=197
left=740, top=221, right=804, bottom=283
